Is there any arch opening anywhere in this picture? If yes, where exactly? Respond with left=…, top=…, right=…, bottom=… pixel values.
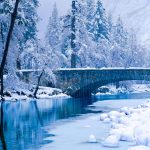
left=70, top=79, right=150, bottom=98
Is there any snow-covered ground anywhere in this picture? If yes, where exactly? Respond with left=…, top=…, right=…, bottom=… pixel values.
left=2, top=83, right=150, bottom=101
left=96, top=84, right=150, bottom=96
left=40, top=99, right=150, bottom=150
left=3, top=86, right=69, bottom=101
left=100, top=100, right=150, bottom=150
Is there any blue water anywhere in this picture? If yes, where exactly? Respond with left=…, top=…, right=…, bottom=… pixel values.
left=0, top=92, right=150, bottom=150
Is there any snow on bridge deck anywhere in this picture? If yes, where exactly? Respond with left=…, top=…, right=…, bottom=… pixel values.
left=17, top=68, right=150, bottom=73
left=57, top=67, right=150, bottom=70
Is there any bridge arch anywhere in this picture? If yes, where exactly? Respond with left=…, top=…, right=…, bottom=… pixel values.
left=54, top=68, right=150, bottom=98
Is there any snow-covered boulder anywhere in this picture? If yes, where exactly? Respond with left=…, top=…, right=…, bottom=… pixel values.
left=120, top=107, right=131, bottom=115
left=120, top=127, right=134, bottom=142
left=100, top=113, right=108, bottom=121
left=108, top=111, right=121, bottom=118
left=103, top=118, right=111, bottom=123
left=118, top=116, right=129, bottom=125
left=88, top=134, right=97, bottom=143
left=101, top=101, right=150, bottom=148
left=102, top=135, right=119, bottom=147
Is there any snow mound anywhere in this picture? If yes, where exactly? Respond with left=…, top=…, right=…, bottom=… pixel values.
left=88, top=134, right=97, bottom=143
left=100, top=113, right=108, bottom=121
left=102, top=135, right=119, bottom=147
left=100, top=100, right=150, bottom=148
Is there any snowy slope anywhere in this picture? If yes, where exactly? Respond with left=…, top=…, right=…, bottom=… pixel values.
left=102, top=0, right=150, bottom=47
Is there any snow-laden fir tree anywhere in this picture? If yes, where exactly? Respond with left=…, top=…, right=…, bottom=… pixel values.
left=109, top=16, right=128, bottom=67
left=45, top=3, right=69, bottom=68
left=74, top=0, right=96, bottom=67
left=92, top=0, right=109, bottom=42
left=60, top=14, right=71, bottom=58
left=45, top=0, right=145, bottom=69
left=113, top=16, right=128, bottom=48
left=85, top=0, right=95, bottom=35
left=70, top=0, right=77, bottom=68
left=46, top=3, right=61, bottom=50
left=126, top=29, right=145, bottom=67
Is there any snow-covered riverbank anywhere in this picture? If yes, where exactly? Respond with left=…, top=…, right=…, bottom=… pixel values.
left=100, top=100, right=150, bottom=150
left=2, top=83, right=150, bottom=101
left=40, top=98, right=150, bottom=150
left=1, top=86, right=69, bottom=101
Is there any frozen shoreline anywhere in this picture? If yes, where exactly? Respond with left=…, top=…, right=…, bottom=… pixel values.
left=1, top=86, right=70, bottom=101
left=2, top=83, right=150, bottom=101
left=40, top=98, right=150, bottom=150
left=100, top=100, right=150, bottom=150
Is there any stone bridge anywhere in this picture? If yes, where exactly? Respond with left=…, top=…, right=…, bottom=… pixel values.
left=54, top=68, right=150, bottom=98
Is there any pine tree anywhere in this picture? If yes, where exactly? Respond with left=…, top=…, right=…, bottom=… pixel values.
left=112, top=16, right=128, bottom=67
left=46, top=3, right=61, bottom=50
left=92, top=0, right=109, bottom=42
left=60, top=14, right=71, bottom=57
left=45, top=4, right=69, bottom=68
left=126, top=29, right=145, bottom=67
left=86, top=0, right=95, bottom=35
left=71, top=0, right=77, bottom=68
left=113, top=16, right=128, bottom=48
left=75, top=0, right=96, bottom=67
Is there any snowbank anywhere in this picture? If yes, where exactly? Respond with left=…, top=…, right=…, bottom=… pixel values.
left=96, top=84, right=150, bottom=96
left=100, top=100, right=150, bottom=149
left=2, top=86, right=69, bottom=101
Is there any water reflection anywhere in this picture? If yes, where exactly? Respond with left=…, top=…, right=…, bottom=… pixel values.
left=0, top=102, right=7, bottom=150
left=0, top=92, right=149, bottom=150
left=0, top=97, right=96, bottom=150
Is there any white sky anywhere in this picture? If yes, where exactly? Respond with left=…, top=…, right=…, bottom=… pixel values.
left=37, top=0, right=71, bottom=40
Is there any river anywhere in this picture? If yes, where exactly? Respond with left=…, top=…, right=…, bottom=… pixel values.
left=0, top=92, right=150, bottom=150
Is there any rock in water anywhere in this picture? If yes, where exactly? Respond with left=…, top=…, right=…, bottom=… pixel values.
left=88, top=134, right=97, bottom=143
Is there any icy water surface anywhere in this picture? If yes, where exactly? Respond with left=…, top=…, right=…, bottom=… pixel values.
left=0, top=92, right=150, bottom=150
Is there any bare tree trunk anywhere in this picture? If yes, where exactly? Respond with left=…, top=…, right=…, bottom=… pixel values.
left=0, top=24, right=4, bottom=100
left=71, top=0, right=76, bottom=68
left=1, top=23, right=8, bottom=75
left=116, top=82, right=120, bottom=89
left=0, top=0, right=20, bottom=99
left=33, top=70, right=44, bottom=99
left=16, top=58, right=21, bottom=70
